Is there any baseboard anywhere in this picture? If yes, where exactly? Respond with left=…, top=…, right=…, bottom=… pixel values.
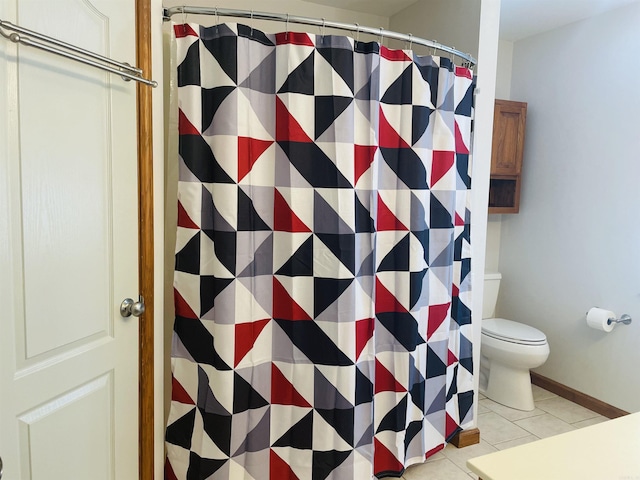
left=450, top=428, right=480, bottom=448
left=530, top=372, right=629, bottom=419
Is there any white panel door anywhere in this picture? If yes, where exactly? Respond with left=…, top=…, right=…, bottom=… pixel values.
left=0, top=0, right=140, bottom=478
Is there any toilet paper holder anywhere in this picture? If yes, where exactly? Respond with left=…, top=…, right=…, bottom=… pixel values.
left=608, top=314, right=632, bottom=326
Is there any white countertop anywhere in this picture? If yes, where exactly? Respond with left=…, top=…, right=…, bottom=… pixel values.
left=467, top=412, right=640, bottom=480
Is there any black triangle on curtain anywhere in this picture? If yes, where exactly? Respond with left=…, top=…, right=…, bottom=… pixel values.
left=355, top=367, right=373, bottom=406
left=272, top=411, right=314, bottom=449
left=377, top=234, right=410, bottom=272
left=277, top=51, right=314, bottom=95
left=314, top=277, right=354, bottom=317
left=317, top=46, right=354, bottom=93
left=165, top=408, right=196, bottom=449
left=180, top=134, right=235, bottom=184
left=177, top=40, right=201, bottom=87
left=237, top=188, right=272, bottom=231
left=275, top=320, right=353, bottom=366
left=174, top=316, right=232, bottom=371
left=200, top=411, right=233, bottom=456
left=316, top=407, right=355, bottom=446
left=233, top=373, right=270, bottom=414
left=314, top=96, right=354, bottom=139
left=186, top=451, right=228, bottom=480
left=175, top=231, right=201, bottom=275
left=201, top=33, right=238, bottom=84
left=381, top=65, right=413, bottom=105
left=412, top=105, right=434, bottom=145
left=201, top=86, right=235, bottom=133
left=276, top=236, right=314, bottom=277
left=376, top=395, right=408, bottom=433
left=312, top=450, right=352, bottom=480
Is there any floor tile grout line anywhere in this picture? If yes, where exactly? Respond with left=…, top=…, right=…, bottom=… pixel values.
left=479, top=395, right=601, bottom=426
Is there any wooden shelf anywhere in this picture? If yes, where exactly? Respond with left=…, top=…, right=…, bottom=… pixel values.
left=488, top=176, right=521, bottom=214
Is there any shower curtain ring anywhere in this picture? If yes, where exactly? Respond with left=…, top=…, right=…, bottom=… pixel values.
left=408, top=33, right=413, bottom=50
left=379, top=27, right=383, bottom=45
left=250, top=9, right=254, bottom=36
left=181, top=6, right=186, bottom=24
left=286, top=13, right=289, bottom=39
left=432, top=40, right=437, bottom=56
left=321, top=18, right=326, bottom=38
left=214, top=6, right=219, bottom=31
left=355, top=23, right=360, bottom=42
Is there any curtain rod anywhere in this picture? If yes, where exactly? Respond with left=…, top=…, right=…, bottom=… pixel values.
left=0, top=19, right=157, bottom=87
left=162, top=6, right=477, bottom=66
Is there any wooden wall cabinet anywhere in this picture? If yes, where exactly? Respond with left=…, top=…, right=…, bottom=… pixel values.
left=488, top=99, right=527, bottom=214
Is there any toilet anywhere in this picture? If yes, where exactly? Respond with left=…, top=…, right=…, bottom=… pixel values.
left=480, top=273, right=550, bottom=411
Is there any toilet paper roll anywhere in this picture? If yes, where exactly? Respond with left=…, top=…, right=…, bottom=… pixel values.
left=586, top=307, right=616, bottom=333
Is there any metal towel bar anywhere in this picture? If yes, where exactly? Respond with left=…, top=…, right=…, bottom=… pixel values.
left=0, top=18, right=157, bottom=87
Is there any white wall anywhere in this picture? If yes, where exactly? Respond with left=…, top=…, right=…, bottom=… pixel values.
left=494, top=39, right=513, bottom=100
left=497, top=2, right=640, bottom=412
left=484, top=215, right=502, bottom=272
left=483, top=38, right=513, bottom=274
left=389, top=0, right=481, bottom=58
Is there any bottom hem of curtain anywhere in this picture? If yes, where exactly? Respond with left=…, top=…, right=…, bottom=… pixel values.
left=375, top=470, right=405, bottom=479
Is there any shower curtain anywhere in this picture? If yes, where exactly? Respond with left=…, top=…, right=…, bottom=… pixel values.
left=166, top=22, right=474, bottom=480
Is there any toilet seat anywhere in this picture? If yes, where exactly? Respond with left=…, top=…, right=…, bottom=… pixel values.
left=482, top=318, right=547, bottom=346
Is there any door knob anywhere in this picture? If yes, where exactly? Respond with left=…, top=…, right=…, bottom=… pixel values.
left=120, top=295, right=145, bottom=318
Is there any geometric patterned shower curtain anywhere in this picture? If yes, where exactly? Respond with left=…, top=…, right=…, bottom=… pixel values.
left=165, top=22, right=474, bottom=480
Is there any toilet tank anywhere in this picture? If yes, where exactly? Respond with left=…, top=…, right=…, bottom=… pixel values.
left=483, top=272, right=502, bottom=319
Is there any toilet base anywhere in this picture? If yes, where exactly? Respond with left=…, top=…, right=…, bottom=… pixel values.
left=484, top=361, right=535, bottom=411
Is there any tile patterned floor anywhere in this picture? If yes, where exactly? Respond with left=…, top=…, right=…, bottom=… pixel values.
left=402, top=385, right=608, bottom=479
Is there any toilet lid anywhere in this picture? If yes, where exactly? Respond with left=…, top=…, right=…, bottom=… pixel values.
left=482, top=318, right=547, bottom=345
